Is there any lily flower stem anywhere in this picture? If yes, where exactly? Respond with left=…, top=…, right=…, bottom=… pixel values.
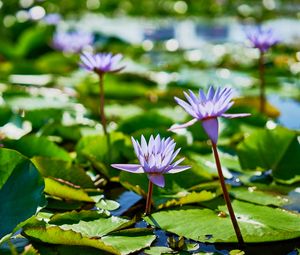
left=258, top=50, right=266, bottom=113
left=145, top=180, right=154, bottom=215
left=212, top=142, right=244, bottom=246
left=98, top=73, right=107, bottom=135
left=98, top=73, right=111, bottom=163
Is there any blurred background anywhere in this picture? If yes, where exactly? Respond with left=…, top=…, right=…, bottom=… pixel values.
left=0, top=0, right=299, bottom=138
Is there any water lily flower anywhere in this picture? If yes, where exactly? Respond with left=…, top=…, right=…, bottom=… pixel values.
left=245, top=27, right=279, bottom=113
left=246, top=26, right=279, bottom=53
left=111, top=135, right=190, bottom=188
left=169, top=87, right=250, bottom=144
left=80, top=52, right=124, bottom=75
left=169, top=86, right=249, bottom=244
left=112, top=134, right=190, bottom=215
left=53, top=30, right=93, bottom=53
left=79, top=51, right=124, bottom=137
left=43, top=13, right=61, bottom=25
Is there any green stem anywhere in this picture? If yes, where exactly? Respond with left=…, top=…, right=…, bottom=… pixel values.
left=98, top=73, right=111, bottom=163
left=212, top=142, right=244, bottom=245
left=145, top=180, right=153, bottom=215
left=258, top=50, right=266, bottom=113
left=98, top=73, right=107, bottom=135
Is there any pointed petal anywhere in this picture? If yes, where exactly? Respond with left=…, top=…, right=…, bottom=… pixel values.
left=131, top=137, right=140, bottom=157
left=174, top=97, right=197, bottom=118
left=168, top=118, right=198, bottom=131
left=147, top=174, right=165, bottom=187
left=202, top=118, right=219, bottom=144
left=207, top=86, right=215, bottom=100
left=111, top=164, right=144, bottom=173
left=141, top=135, right=148, bottom=155
left=221, top=113, right=251, bottom=119
left=167, top=165, right=191, bottom=173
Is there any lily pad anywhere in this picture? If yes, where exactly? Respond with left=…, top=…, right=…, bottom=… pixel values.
left=44, top=178, right=94, bottom=202
left=145, top=200, right=300, bottom=243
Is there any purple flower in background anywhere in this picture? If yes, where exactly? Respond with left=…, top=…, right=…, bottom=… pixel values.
left=246, top=27, right=279, bottom=53
left=43, top=13, right=61, bottom=25
left=169, top=87, right=250, bottom=144
left=80, top=52, right=124, bottom=75
left=53, top=31, right=93, bottom=53
left=111, top=135, right=190, bottom=187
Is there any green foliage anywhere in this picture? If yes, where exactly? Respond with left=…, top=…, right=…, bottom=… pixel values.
left=0, top=148, right=44, bottom=238
left=145, top=200, right=300, bottom=243
left=237, top=127, right=300, bottom=183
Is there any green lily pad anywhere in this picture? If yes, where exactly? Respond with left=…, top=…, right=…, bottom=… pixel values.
left=32, top=157, right=94, bottom=189
left=4, top=135, right=71, bottom=161
left=145, top=200, right=300, bottom=243
left=59, top=215, right=129, bottom=237
left=101, top=229, right=156, bottom=255
left=230, top=186, right=289, bottom=207
left=237, top=127, right=300, bottom=183
left=23, top=226, right=119, bottom=254
left=44, top=178, right=94, bottom=202
left=0, top=148, right=44, bottom=238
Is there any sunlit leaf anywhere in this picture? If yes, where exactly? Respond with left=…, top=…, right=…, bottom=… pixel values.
left=145, top=200, right=300, bottom=243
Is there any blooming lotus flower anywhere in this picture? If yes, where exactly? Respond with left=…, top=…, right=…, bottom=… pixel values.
left=246, top=27, right=279, bottom=53
left=80, top=52, right=124, bottom=75
left=169, top=87, right=250, bottom=144
left=111, top=135, right=190, bottom=187
left=53, top=31, right=93, bottom=53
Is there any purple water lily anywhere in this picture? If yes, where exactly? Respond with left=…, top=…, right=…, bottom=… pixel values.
left=246, top=27, right=279, bottom=53
left=170, top=86, right=249, bottom=244
left=80, top=51, right=124, bottom=136
left=53, top=31, right=93, bottom=53
left=112, top=135, right=190, bottom=188
left=43, top=13, right=61, bottom=25
left=245, top=27, right=279, bottom=113
left=80, top=52, right=124, bottom=75
left=169, top=87, right=250, bottom=144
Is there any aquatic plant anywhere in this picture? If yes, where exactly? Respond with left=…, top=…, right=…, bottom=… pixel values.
left=246, top=27, right=279, bottom=113
left=53, top=30, right=93, bottom=53
left=112, top=135, right=190, bottom=214
left=169, top=86, right=250, bottom=245
left=80, top=52, right=124, bottom=135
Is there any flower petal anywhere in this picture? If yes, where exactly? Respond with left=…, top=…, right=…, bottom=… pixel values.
left=147, top=174, right=165, bottom=187
left=168, top=118, right=198, bottom=131
left=167, top=165, right=191, bottom=173
left=202, top=118, right=219, bottom=144
left=111, top=164, right=144, bottom=173
left=221, top=113, right=251, bottom=119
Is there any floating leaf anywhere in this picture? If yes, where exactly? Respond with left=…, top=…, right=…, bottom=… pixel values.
left=32, top=157, right=94, bottom=189
left=157, top=190, right=216, bottom=209
left=49, top=210, right=107, bottom=225
left=96, top=198, right=120, bottom=211
left=102, top=229, right=155, bottom=255
left=230, top=186, right=289, bottom=207
left=0, top=148, right=44, bottom=238
left=23, top=226, right=119, bottom=254
left=145, top=200, right=300, bottom=243
left=59, top=216, right=129, bottom=237
left=44, top=178, right=93, bottom=202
